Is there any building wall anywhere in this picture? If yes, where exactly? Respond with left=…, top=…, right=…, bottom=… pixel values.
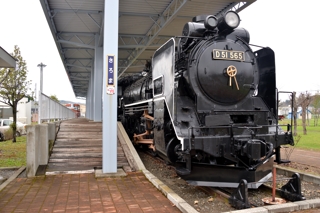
left=278, top=106, right=291, bottom=116
left=0, top=107, right=12, bottom=119
left=16, top=98, right=32, bottom=124
left=0, top=98, right=32, bottom=124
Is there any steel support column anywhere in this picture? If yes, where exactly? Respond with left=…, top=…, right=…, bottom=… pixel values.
left=90, top=65, right=94, bottom=120
left=102, top=0, right=118, bottom=173
left=86, top=76, right=91, bottom=119
left=93, top=34, right=103, bottom=121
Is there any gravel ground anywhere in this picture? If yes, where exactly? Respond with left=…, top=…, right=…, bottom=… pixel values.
left=137, top=150, right=320, bottom=213
left=0, top=168, right=18, bottom=184
left=138, top=150, right=235, bottom=213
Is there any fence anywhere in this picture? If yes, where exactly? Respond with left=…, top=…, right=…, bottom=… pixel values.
left=38, top=92, right=76, bottom=123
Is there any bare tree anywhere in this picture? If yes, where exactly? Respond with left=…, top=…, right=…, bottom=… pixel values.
left=311, top=93, right=320, bottom=126
left=297, top=92, right=312, bottom=135
left=292, top=92, right=298, bottom=136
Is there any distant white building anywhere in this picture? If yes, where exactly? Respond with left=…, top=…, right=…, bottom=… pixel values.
left=80, top=104, right=86, bottom=117
left=0, top=97, right=32, bottom=124
left=278, top=106, right=291, bottom=116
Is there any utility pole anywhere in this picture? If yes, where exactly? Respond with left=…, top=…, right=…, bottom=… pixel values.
left=37, top=62, right=46, bottom=124
left=37, top=62, right=46, bottom=93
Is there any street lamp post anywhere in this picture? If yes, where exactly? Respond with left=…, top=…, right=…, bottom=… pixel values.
left=37, top=62, right=46, bottom=124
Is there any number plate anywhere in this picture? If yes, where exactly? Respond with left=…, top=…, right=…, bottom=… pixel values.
left=212, top=49, right=245, bottom=61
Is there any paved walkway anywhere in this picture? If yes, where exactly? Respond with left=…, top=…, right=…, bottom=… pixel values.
left=0, top=172, right=180, bottom=213
left=0, top=119, right=183, bottom=213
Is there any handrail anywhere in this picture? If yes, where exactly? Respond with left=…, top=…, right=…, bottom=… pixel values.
left=38, top=92, right=76, bottom=123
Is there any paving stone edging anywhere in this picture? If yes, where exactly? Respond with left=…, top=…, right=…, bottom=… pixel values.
left=221, top=199, right=320, bottom=213
left=0, top=166, right=25, bottom=192
left=122, top=123, right=320, bottom=213
left=118, top=122, right=196, bottom=213
left=142, top=169, right=198, bottom=213
left=275, top=165, right=320, bottom=185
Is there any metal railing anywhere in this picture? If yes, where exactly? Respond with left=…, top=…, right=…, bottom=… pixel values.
left=38, top=92, right=76, bottom=123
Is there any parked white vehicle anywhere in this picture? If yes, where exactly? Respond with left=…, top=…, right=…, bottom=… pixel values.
left=0, top=119, right=26, bottom=141
left=16, top=121, right=27, bottom=135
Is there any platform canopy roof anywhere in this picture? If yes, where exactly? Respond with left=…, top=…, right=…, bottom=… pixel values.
left=0, top=46, right=16, bottom=68
left=40, top=0, right=255, bottom=98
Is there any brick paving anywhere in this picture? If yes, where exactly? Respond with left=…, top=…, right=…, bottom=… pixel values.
left=0, top=119, right=182, bottom=212
left=0, top=172, right=181, bottom=213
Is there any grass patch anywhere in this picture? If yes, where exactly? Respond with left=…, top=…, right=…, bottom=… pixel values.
left=280, top=119, right=320, bottom=151
left=0, top=136, right=26, bottom=167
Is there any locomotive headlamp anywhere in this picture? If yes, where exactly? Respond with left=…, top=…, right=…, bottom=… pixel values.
left=217, top=11, right=240, bottom=35
left=204, top=15, right=217, bottom=30
left=225, top=11, right=240, bottom=28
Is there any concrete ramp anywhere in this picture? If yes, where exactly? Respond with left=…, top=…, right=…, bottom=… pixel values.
left=46, top=118, right=130, bottom=174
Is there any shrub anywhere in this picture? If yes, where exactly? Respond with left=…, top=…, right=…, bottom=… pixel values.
left=3, top=122, right=20, bottom=140
left=4, top=128, right=13, bottom=140
left=10, top=122, right=16, bottom=130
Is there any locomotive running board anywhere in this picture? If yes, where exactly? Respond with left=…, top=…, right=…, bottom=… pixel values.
left=187, top=172, right=272, bottom=189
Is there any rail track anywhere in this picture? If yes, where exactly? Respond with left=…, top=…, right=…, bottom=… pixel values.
left=141, top=148, right=312, bottom=210
left=198, top=184, right=287, bottom=209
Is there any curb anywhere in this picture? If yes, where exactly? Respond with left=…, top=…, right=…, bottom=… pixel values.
left=119, top=122, right=198, bottom=213
left=0, top=166, right=25, bottom=192
left=222, top=199, right=320, bottom=213
left=121, top=121, right=320, bottom=213
left=275, top=165, right=320, bottom=185
left=142, top=169, right=198, bottom=213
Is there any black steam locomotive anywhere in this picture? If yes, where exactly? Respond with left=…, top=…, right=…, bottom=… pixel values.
left=118, top=11, right=294, bottom=188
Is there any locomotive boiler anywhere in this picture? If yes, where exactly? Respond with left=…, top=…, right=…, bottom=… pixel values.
left=118, top=11, right=294, bottom=188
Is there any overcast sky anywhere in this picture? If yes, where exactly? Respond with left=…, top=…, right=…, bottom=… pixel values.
left=0, top=0, right=78, bottom=102
left=1, top=0, right=319, bottom=103
left=239, top=0, right=320, bottom=100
